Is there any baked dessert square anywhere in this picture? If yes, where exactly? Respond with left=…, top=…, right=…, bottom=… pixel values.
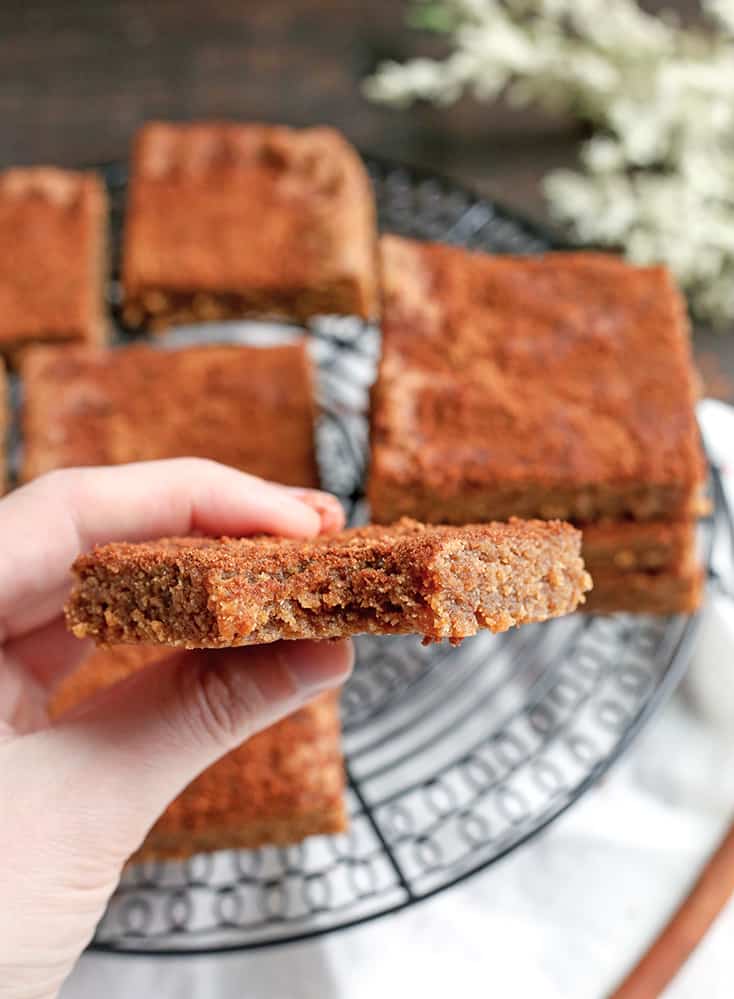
left=20, top=340, right=318, bottom=487
left=66, top=518, right=591, bottom=648
left=50, top=646, right=345, bottom=857
left=0, top=167, right=107, bottom=361
left=582, top=519, right=703, bottom=614
left=580, top=520, right=696, bottom=574
left=122, top=122, right=378, bottom=330
left=369, top=237, right=705, bottom=525
left=583, top=565, right=703, bottom=615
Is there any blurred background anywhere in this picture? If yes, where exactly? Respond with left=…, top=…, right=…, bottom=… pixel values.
left=3, top=0, right=731, bottom=390
left=0, top=0, right=693, bottom=209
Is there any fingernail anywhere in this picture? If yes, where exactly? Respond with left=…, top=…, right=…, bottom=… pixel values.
left=287, top=490, right=345, bottom=532
left=288, top=489, right=341, bottom=510
left=282, top=639, right=354, bottom=691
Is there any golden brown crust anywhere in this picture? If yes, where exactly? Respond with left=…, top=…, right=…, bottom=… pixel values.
left=0, top=168, right=107, bottom=358
left=122, top=122, right=378, bottom=327
left=50, top=645, right=346, bottom=858
left=369, top=237, right=705, bottom=524
left=66, top=518, right=591, bottom=647
left=20, top=340, right=319, bottom=486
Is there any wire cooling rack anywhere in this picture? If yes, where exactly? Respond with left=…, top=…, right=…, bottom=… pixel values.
left=85, top=156, right=730, bottom=955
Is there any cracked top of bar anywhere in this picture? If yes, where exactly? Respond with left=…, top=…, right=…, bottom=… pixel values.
left=369, top=236, right=706, bottom=524
left=66, top=518, right=591, bottom=648
left=122, top=122, right=378, bottom=325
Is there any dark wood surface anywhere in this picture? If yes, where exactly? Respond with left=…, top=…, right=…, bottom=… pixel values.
left=1, top=0, right=730, bottom=387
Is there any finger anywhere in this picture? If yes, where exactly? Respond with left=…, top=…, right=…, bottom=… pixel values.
left=0, top=459, right=325, bottom=640
left=41, top=639, right=353, bottom=858
left=0, top=654, right=48, bottom=731
left=287, top=488, right=345, bottom=533
left=4, top=616, right=92, bottom=694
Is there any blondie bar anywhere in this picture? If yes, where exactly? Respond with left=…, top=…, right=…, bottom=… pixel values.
left=66, top=518, right=591, bottom=648
left=581, top=520, right=696, bottom=573
left=0, top=167, right=107, bottom=361
left=122, top=122, right=378, bottom=330
left=369, top=237, right=705, bottom=524
left=21, top=340, right=318, bottom=487
left=583, top=566, right=703, bottom=615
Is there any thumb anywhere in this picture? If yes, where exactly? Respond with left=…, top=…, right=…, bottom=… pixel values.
left=36, top=639, right=353, bottom=860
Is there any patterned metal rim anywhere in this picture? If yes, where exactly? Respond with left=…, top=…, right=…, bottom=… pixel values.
left=78, top=154, right=727, bottom=956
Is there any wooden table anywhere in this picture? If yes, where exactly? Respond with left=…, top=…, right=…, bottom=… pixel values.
left=1, top=0, right=729, bottom=388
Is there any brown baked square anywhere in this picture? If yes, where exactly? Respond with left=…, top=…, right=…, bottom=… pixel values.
left=581, top=519, right=703, bottom=614
left=50, top=646, right=345, bottom=858
left=369, top=237, right=705, bottom=525
left=583, top=565, right=703, bottom=615
left=121, top=122, right=378, bottom=330
left=581, top=520, right=696, bottom=574
left=21, top=340, right=318, bottom=487
left=0, top=168, right=107, bottom=361
left=66, top=518, right=591, bottom=648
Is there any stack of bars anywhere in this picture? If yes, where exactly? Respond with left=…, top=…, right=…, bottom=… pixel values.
left=24, top=340, right=347, bottom=859
left=369, top=237, right=707, bottom=614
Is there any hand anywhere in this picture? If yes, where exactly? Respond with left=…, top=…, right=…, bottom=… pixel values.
left=0, top=460, right=353, bottom=999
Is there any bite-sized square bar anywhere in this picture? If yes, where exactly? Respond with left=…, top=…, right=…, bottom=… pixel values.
left=583, top=566, right=704, bottom=615
left=21, top=340, right=318, bottom=487
left=369, top=237, right=705, bottom=525
left=50, top=646, right=345, bottom=857
left=122, top=122, right=378, bottom=330
left=0, top=168, right=107, bottom=360
left=581, top=520, right=697, bottom=574
left=66, top=518, right=591, bottom=648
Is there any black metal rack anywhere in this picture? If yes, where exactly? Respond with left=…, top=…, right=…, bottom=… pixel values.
left=82, top=157, right=728, bottom=955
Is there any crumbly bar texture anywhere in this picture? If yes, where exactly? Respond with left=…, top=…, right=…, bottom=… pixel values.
left=66, top=518, right=591, bottom=648
left=369, top=236, right=706, bottom=525
left=20, top=340, right=319, bottom=486
left=583, top=566, right=703, bottom=615
left=50, top=646, right=346, bottom=858
left=121, top=122, right=378, bottom=330
left=581, top=520, right=696, bottom=574
left=0, top=167, right=107, bottom=361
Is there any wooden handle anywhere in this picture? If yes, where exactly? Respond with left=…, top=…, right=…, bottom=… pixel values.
left=609, top=814, right=734, bottom=998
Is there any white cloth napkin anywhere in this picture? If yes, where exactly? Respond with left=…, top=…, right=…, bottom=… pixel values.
left=62, top=401, right=734, bottom=999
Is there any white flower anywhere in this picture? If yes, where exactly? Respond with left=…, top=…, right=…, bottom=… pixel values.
left=363, top=0, right=734, bottom=326
left=705, top=0, right=734, bottom=36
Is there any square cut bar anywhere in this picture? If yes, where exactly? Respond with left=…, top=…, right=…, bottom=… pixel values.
left=50, top=646, right=345, bottom=857
left=121, top=122, right=378, bottom=330
left=20, top=340, right=319, bottom=487
left=0, top=168, right=107, bottom=361
left=369, top=236, right=706, bottom=525
left=66, top=518, right=591, bottom=648
left=583, top=566, right=703, bottom=615
left=581, top=520, right=697, bottom=574
left=582, top=521, right=703, bottom=614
